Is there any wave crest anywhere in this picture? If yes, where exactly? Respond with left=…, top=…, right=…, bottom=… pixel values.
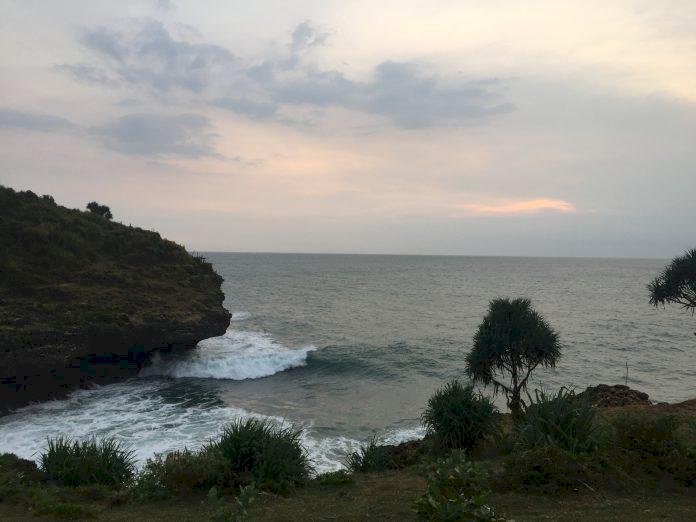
left=144, top=328, right=316, bottom=380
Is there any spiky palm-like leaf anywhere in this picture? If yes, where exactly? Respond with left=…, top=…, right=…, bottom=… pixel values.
left=465, top=298, right=561, bottom=416
left=649, top=248, right=696, bottom=313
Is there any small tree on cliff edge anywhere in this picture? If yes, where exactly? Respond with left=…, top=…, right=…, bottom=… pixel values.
left=86, top=201, right=113, bottom=220
left=465, top=298, right=561, bottom=418
left=649, top=248, right=696, bottom=329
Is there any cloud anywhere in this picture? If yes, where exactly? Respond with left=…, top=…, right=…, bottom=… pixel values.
left=91, top=113, right=217, bottom=157
left=458, top=198, right=576, bottom=216
left=0, top=108, right=77, bottom=132
left=358, top=61, right=513, bottom=128
left=290, top=21, right=329, bottom=53
left=78, top=20, right=236, bottom=94
left=256, top=59, right=512, bottom=128
left=212, top=97, right=278, bottom=119
left=55, top=63, right=119, bottom=86
left=156, top=0, right=175, bottom=11
left=67, top=19, right=512, bottom=128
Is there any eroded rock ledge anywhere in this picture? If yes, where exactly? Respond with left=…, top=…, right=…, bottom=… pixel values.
left=0, top=186, right=230, bottom=412
left=576, top=384, right=651, bottom=407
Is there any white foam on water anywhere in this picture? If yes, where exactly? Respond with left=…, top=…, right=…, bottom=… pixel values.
left=381, top=425, right=427, bottom=445
left=142, top=327, right=316, bottom=380
left=301, top=433, right=362, bottom=474
left=0, top=380, right=363, bottom=475
left=231, top=311, right=251, bottom=321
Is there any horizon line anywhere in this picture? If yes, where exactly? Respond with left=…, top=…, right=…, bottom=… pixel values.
left=192, top=250, right=670, bottom=261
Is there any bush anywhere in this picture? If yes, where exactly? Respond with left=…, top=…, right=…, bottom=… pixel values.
left=86, top=201, right=113, bottom=220
left=514, top=388, right=609, bottom=455
left=0, top=453, right=46, bottom=504
left=500, top=446, right=618, bottom=495
left=415, top=451, right=504, bottom=521
left=134, top=449, right=224, bottom=499
left=40, top=437, right=135, bottom=488
left=135, top=419, right=310, bottom=499
left=207, top=483, right=257, bottom=522
left=208, top=418, right=310, bottom=493
left=614, top=413, right=681, bottom=457
left=612, top=413, right=696, bottom=486
left=422, top=379, right=499, bottom=452
left=346, top=436, right=395, bottom=472
left=136, top=419, right=310, bottom=497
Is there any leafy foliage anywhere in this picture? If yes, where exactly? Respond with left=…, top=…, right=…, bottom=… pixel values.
left=39, top=437, right=135, bottom=488
left=415, top=451, right=504, bottom=521
left=465, top=298, right=561, bottom=417
left=422, top=379, right=500, bottom=453
left=208, top=418, right=310, bottom=493
left=136, top=419, right=310, bottom=498
left=514, top=388, right=610, bottom=455
left=649, top=248, right=696, bottom=313
left=134, top=449, right=224, bottom=499
left=86, top=201, right=113, bottom=220
left=612, top=412, right=696, bottom=487
left=207, top=483, right=257, bottom=522
left=346, top=436, right=395, bottom=473
left=500, top=446, right=615, bottom=495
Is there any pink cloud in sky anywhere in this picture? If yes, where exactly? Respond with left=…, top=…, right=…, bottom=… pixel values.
left=458, top=198, right=576, bottom=216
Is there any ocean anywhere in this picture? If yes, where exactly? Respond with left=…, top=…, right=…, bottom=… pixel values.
left=1, top=253, right=693, bottom=472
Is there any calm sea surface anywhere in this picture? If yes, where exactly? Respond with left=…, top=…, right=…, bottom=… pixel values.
left=1, top=254, right=694, bottom=471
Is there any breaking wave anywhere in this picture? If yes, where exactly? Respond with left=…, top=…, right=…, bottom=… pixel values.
left=0, top=378, right=426, bottom=475
left=142, top=327, right=316, bottom=380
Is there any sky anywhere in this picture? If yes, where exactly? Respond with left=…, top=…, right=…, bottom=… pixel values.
left=1, top=0, right=695, bottom=258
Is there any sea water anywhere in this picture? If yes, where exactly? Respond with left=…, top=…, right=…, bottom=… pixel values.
left=1, top=254, right=693, bottom=472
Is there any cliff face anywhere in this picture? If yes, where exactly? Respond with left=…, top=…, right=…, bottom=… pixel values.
left=0, top=186, right=231, bottom=411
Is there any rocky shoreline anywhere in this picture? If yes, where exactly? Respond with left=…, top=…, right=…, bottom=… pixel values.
left=0, top=186, right=230, bottom=412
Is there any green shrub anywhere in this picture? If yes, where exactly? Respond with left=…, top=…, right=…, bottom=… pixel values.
left=415, top=451, right=504, bottom=521
left=135, top=420, right=310, bottom=497
left=40, top=437, right=135, bottom=488
left=499, top=446, right=618, bottom=494
left=346, top=436, right=395, bottom=472
left=613, top=413, right=681, bottom=457
left=0, top=453, right=46, bottom=504
left=208, top=418, right=310, bottom=493
left=134, top=448, right=224, bottom=499
left=514, top=388, right=609, bottom=455
left=421, top=379, right=499, bottom=452
left=207, top=483, right=257, bottom=522
left=611, top=413, right=696, bottom=486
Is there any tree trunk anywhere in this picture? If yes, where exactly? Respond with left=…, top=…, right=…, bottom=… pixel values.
left=509, top=389, right=523, bottom=419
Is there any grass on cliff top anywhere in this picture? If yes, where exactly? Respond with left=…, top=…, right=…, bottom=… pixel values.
left=0, top=185, right=227, bottom=356
left=0, top=469, right=694, bottom=521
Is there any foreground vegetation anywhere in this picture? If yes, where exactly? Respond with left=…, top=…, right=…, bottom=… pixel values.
left=0, top=396, right=694, bottom=521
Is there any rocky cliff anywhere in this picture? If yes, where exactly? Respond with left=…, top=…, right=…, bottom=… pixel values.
left=0, top=186, right=231, bottom=411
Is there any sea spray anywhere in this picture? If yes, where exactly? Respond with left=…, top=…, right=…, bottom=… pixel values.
left=142, top=325, right=316, bottom=380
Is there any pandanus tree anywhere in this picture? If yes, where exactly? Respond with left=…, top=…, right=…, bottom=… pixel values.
left=465, top=298, right=561, bottom=417
left=649, top=248, right=696, bottom=318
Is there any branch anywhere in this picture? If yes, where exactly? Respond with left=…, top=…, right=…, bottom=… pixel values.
left=491, top=378, right=512, bottom=395
left=518, top=362, right=538, bottom=391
